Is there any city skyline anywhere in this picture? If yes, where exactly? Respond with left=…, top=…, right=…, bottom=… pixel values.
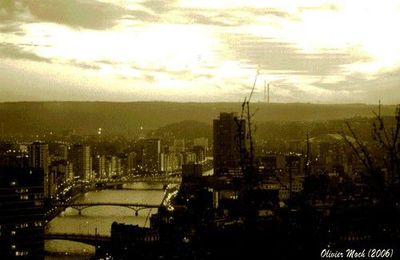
left=1, top=1, right=400, bottom=104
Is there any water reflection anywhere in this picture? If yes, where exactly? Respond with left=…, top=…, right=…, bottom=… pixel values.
left=45, top=182, right=166, bottom=258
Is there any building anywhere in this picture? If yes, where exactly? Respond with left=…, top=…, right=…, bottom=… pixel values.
left=173, top=139, right=185, bottom=153
left=49, top=160, right=73, bottom=198
left=0, top=142, right=29, bottom=169
left=48, top=143, right=68, bottom=161
left=183, top=151, right=196, bottom=165
left=213, top=112, right=245, bottom=175
left=182, top=163, right=202, bottom=181
left=105, top=156, right=122, bottom=178
left=0, top=167, right=45, bottom=259
left=142, top=139, right=161, bottom=173
left=259, top=154, right=285, bottom=174
left=93, top=155, right=106, bottom=179
left=69, top=144, right=92, bottom=181
left=285, top=154, right=304, bottom=177
left=28, top=142, right=49, bottom=198
left=193, top=145, right=205, bottom=163
left=161, top=152, right=180, bottom=173
left=125, top=152, right=140, bottom=175
left=193, top=137, right=209, bottom=151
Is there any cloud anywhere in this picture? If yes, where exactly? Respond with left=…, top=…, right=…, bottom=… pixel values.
left=0, top=0, right=19, bottom=21
left=24, top=0, right=129, bottom=30
left=0, top=43, right=51, bottom=63
left=223, top=34, right=366, bottom=76
left=123, top=10, right=158, bottom=22
left=141, top=0, right=177, bottom=13
left=129, top=64, right=214, bottom=83
left=68, top=60, right=101, bottom=70
left=315, top=67, right=400, bottom=102
left=0, top=23, right=22, bottom=33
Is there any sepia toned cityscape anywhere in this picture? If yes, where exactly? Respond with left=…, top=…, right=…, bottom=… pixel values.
left=1, top=1, right=400, bottom=259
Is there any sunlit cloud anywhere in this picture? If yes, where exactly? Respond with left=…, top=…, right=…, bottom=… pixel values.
left=0, top=0, right=399, bottom=103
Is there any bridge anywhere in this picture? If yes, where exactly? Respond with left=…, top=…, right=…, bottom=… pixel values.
left=96, top=183, right=168, bottom=191
left=121, top=187, right=166, bottom=191
left=55, top=202, right=161, bottom=216
left=45, top=233, right=111, bottom=248
left=113, top=179, right=181, bottom=185
left=94, top=176, right=181, bottom=189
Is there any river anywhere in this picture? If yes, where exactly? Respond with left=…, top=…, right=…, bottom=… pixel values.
left=45, top=182, right=171, bottom=259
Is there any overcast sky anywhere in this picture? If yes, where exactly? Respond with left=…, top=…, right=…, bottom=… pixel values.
left=1, top=0, right=400, bottom=103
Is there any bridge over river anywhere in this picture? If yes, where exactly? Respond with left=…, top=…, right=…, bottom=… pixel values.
left=45, top=233, right=111, bottom=248
left=54, top=202, right=161, bottom=216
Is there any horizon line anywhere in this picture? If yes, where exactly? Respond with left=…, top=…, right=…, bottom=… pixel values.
left=0, top=100, right=397, bottom=106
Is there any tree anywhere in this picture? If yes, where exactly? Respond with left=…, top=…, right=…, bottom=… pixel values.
left=340, top=104, right=400, bottom=192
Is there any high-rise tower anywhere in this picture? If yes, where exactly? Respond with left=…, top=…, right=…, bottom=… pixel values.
left=213, top=112, right=245, bottom=175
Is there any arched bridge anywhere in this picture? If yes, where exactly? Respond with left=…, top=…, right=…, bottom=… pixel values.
left=55, top=202, right=161, bottom=216
left=45, top=233, right=111, bottom=247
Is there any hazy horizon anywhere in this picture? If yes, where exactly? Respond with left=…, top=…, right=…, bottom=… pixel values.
left=0, top=100, right=397, bottom=106
left=1, top=1, right=400, bottom=103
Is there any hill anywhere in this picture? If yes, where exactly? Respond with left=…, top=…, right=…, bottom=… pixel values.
left=0, top=102, right=395, bottom=136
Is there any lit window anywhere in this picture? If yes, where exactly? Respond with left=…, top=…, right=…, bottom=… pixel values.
left=11, top=245, right=16, bottom=250
left=20, top=195, right=29, bottom=200
left=11, top=230, right=16, bottom=236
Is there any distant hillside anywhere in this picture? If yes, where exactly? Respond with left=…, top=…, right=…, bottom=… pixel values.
left=0, top=102, right=396, bottom=135
left=150, top=120, right=212, bottom=140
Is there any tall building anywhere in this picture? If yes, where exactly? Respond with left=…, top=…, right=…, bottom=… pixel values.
left=93, top=155, right=106, bottom=179
left=0, top=167, right=45, bottom=259
left=105, top=156, right=121, bottom=177
left=161, top=152, right=180, bottom=173
left=173, top=139, right=185, bottom=152
left=182, top=163, right=202, bottom=181
left=213, top=112, right=245, bottom=175
left=193, top=145, right=205, bottom=163
left=69, top=145, right=92, bottom=181
left=49, top=160, right=73, bottom=197
left=0, top=142, right=29, bottom=169
left=28, top=142, right=49, bottom=198
left=48, top=143, right=68, bottom=161
left=194, top=137, right=209, bottom=151
left=142, top=139, right=161, bottom=173
left=125, top=152, right=139, bottom=175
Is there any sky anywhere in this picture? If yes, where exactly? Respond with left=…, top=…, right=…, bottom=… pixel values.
left=0, top=0, right=400, bottom=103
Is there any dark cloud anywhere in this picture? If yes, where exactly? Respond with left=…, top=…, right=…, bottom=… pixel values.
left=0, top=43, right=51, bottom=63
left=0, top=0, right=159, bottom=29
left=175, top=8, right=292, bottom=27
left=130, top=64, right=214, bottom=82
left=315, top=68, right=400, bottom=102
left=0, top=23, right=22, bottom=33
left=298, top=3, right=341, bottom=13
left=141, top=0, right=177, bottom=13
left=68, top=60, right=101, bottom=70
left=223, top=34, right=369, bottom=76
left=0, top=0, right=19, bottom=21
left=187, top=13, right=239, bottom=27
left=123, top=10, right=158, bottom=22
left=25, top=0, right=129, bottom=30
left=251, top=8, right=294, bottom=18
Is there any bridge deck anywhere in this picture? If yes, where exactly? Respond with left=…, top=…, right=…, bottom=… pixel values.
left=58, top=202, right=160, bottom=208
left=45, top=233, right=111, bottom=246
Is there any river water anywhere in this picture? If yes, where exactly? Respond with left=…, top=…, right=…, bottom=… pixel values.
left=45, top=182, right=169, bottom=259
